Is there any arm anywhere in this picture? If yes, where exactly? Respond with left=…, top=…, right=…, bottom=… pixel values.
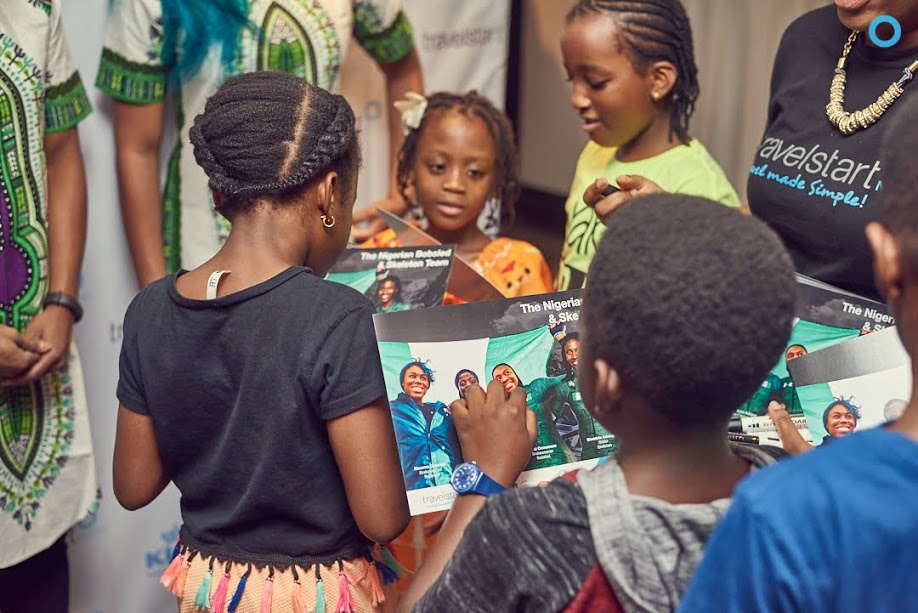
left=400, top=380, right=536, bottom=612
left=327, top=396, right=410, bottom=543
left=9, top=128, right=87, bottom=386
left=113, top=404, right=170, bottom=510
left=113, top=101, right=167, bottom=288
left=767, top=402, right=813, bottom=455
left=351, top=48, right=424, bottom=241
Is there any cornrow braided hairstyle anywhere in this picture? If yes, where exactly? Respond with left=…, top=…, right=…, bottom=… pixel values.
left=567, top=0, right=699, bottom=143
left=396, top=91, right=520, bottom=230
left=189, top=71, right=359, bottom=216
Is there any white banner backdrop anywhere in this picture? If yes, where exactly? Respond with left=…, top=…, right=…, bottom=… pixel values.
left=60, top=2, right=508, bottom=611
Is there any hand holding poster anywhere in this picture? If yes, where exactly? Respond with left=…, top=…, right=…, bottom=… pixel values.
left=373, top=290, right=616, bottom=515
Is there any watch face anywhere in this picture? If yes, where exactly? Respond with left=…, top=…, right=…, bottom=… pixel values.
left=450, top=463, right=480, bottom=493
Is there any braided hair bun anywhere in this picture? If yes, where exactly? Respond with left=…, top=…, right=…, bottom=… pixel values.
left=189, top=71, right=359, bottom=211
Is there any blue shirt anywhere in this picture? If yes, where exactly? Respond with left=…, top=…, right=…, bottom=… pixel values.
left=678, top=428, right=918, bottom=613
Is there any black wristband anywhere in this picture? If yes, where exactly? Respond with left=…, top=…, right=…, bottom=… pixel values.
left=44, top=292, right=83, bottom=323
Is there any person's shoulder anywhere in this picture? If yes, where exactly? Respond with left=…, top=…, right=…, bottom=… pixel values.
left=784, top=5, right=838, bottom=40
left=734, top=429, right=915, bottom=511
left=484, top=477, right=590, bottom=530
left=127, top=274, right=174, bottom=312
left=664, top=140, right=740, bottom=205
left=291, top=270, right=376, bottom=313
left=776, top=5, right=841, bottom=56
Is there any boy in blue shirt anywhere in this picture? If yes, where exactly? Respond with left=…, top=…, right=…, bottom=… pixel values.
left=677, top=94, right=918, bottom=613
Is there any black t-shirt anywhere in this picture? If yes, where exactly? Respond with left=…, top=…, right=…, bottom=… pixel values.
left=749, top=6, right=917, bottom=300
left=117, top=267, right=387, bottom=559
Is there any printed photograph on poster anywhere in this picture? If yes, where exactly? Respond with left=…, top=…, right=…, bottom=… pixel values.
left=325, top=246, right=455, bottom=313
left=734, top=274, right=895, bottom=419
left=791, top=327, right=911, bottom=446
left=373, top=290, right=617, bottom=515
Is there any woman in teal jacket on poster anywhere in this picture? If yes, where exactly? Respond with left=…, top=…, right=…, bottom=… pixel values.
left=390, top=360, right=459, bottom=490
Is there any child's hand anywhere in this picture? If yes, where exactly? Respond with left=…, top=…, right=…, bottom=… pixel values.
left=450, top=379, right=537, bottom=488
left=583, top=175, right=665, bottom=223
left=767, top=401, right=812, bottom=455
left=352, top=196, right=409, bottom=242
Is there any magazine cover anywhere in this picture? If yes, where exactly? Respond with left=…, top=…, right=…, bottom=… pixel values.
left=377, top=209, right=505, bottom=303
left=734, top=275, right=895, bottom=420
left=790, top=327, right=911, bottom=446
left=373, top=290, right=616, bottom=515
left=325, top=246, right=454, bottom=313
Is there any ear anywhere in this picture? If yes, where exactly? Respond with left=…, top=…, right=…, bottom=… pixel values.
left=866, top=222, right=904, bottom=303
left=590, top=359, right=623, bottom=421
left=315, top=170, right=339, bottom=218
left=646, top=60, right=678, bottom=101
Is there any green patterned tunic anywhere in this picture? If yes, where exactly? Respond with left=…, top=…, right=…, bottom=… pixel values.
left=96, top=0, right=415, bottom=272
left=0, top=0, right=97, bottom=568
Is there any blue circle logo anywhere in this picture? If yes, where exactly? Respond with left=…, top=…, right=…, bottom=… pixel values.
left=868, top=15, right=902, bottom=48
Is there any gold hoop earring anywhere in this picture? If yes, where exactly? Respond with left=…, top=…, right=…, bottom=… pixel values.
left=321, top=215, right=336, bottom=228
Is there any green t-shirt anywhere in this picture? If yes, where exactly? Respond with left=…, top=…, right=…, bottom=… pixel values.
left=557, top=139, right=741, bottom=290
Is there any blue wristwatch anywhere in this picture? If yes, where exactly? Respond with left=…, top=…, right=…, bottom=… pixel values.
left=450, top=462, right=507, bottom=497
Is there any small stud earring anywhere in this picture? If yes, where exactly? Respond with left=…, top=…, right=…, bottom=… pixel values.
left=651, top=92, right=661, bottom=101
left=321, top=215, right=335, bottom=228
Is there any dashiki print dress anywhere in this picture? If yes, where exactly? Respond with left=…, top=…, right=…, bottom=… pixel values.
left=0, top=0, right=98, bottom=568
left=96, top=0, right=417, bottom=273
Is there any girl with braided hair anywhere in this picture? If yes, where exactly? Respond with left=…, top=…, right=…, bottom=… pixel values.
left=113, top=71, right=409, bottom=612
left=364, top=91, right=554, bottom=299
left=557, top=0, right=741, bottom=290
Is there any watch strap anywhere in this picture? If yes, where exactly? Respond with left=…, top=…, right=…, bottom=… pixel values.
left=44, top=292, right=83, bottom=323
left=472, top=471, right=506, bottom=496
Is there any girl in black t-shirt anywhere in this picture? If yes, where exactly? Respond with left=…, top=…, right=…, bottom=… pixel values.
left=113, top=72, right=409, bottom=612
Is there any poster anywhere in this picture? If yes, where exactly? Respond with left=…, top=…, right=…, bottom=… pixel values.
left=326, top=246, right=455, bottom=311
left=373, top=290, right=616, bottom=515
left=791, top=327, right=911, bottom=446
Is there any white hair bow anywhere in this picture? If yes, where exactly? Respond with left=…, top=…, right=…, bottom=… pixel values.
left=394, top=91, right=428, bottom=135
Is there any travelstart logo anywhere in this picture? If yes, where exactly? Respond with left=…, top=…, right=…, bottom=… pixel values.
left=867, top=15, right=902, bottom=48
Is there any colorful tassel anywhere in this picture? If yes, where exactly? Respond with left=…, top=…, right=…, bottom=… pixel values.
left=368, top=560, right=386, bottom=606
left=315, top=564, right=327, bottom=613
left=259, top=573, right=274, bottom=613
left=195, top=562, right=214, bottom=611
left=292, top=567, right=307, bottom=613
left=160, top=551, right=184, bottom=591
left=171, top=541, right=181, bottom=561
left=380, top=545, right=407, bottom=579
left=210, top=566, right=231, bottom=613
left=337, top=561, right=354, bottom=613
left=173, top=551, right=196, bottom=598
left=374, top=560, right=399, bottom=585
left=228, top=564, right=250, bottom=612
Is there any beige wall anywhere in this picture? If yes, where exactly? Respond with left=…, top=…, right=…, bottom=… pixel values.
left=518, top=0, right=829, bottom=198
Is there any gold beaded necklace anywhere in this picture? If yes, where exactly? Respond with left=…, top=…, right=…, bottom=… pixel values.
left=826, top=31, right=918, bottom=136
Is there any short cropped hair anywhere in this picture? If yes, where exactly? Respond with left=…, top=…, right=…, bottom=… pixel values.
left=583, top=194, right=796, bottom=425
left=880, top=95, right=918, bottom=250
